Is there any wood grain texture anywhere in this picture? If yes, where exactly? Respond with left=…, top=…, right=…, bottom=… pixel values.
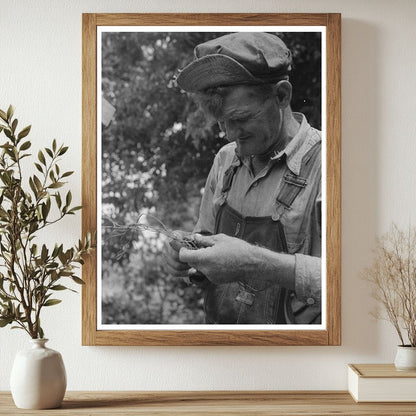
left=95, top=13, right=330, bottom=27
left=91, top=329, right=328, bottom=347
left=325, top=13, right=342, bottom=346
left=81, top=13, right=342, bottom=346
left=2, top=391, right=416, bottom=415
left=350, top=364, right=416, bottom=378
left=82, top=13, right=98, bottom=346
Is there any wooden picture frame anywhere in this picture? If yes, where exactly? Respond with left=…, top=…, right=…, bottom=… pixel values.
left=82, top=13, right=341, bottom=346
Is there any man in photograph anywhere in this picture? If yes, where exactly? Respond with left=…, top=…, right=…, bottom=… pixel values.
left=166, top=32, right=322, bottom=325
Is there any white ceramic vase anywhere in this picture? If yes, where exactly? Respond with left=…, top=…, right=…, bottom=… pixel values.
left=394, top=345, right=416, bottom=371
left=10, top=338, right=67, bottom=409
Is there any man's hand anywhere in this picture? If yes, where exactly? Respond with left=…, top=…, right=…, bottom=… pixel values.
left=164, top=230, right=192, bottom=278
left=178, top=233, right=273, bottom=285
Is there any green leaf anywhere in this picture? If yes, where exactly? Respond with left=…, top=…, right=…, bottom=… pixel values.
left=38, top=325, right=44, bottom=339
left=48, top=182, right=64, bottom=189
left=0, top=109, right=7, bottom=121
left=45, top=148, right=53, bottom=158
left=52, top=139, right=57, bottom=152
left=50, top=284, right=68, bottom=291
left=69, top=206, right=82, bottom=214
left=41, top=244, right=48, bottom=262
left=58, top=250, right=67, bottom=264
left=51, top=244, right=59, bottom=258
left=4, top=129, right=12, bottom=140
left=41, top=202, right=50, bottom=220
left=61, top=171, right=74, bottom=178
left=6, top=105, right=14, bottom=122
left=17, top=125, right=31, bottom=140
left=29, top=222, right=39, bottom=234
left=65, top=191, right=72, bottom=207
left=33, top=175, right=43, bottom=192
left=29, top=177, right=38, bottom=197
left=34, top=162, right=43, bottom=173
left=38, top=150, right=46, bottom=165
left=19, top=140, right=31, bottom=151
left=0, top=317, right=13, bottom=327
left=0, top=173, right=9, bottom=186
left=55, top=192, right=62, bottom=208
left=55, top=244, right=63, bottom=258
left=43, top=299, right=62, bottom=307
left=58, top=146, right=68, bottom=156
left=11, top=119, right=18, bottom=133
left=71, top=276, right=85, bottom=285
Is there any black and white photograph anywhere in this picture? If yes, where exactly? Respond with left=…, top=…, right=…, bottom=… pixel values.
left=98, top=27, right=326, bottom=329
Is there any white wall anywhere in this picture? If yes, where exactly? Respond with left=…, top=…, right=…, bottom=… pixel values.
left=1, top=0, right=415, bottom=391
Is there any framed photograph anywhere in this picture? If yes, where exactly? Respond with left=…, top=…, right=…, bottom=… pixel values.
left=82, top=13, right=341, bottom=346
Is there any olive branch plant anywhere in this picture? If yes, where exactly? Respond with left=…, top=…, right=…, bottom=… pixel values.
left=363, top=223, right=416, bottom=347
left=0, top=105, right=94, bottom=339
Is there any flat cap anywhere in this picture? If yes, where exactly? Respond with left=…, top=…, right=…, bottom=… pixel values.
left=176, top=32, right=292, bottom=93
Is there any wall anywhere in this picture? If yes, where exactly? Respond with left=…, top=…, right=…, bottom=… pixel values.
left=1, top=0, right=415, bottom=391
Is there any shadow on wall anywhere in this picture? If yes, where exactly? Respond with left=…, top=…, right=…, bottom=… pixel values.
left=341, top=19, right=381, bottom=356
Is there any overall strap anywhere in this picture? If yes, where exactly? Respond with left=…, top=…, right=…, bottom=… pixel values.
left=219, top=154, right=240, bottom=205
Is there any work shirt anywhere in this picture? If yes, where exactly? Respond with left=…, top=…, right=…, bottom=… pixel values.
left=194, top=113, right=322, bottom=307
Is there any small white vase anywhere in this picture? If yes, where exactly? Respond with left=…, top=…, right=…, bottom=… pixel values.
left=10, top=338, right=67, bottom=409
left=394, top=345, right=416, bottom=371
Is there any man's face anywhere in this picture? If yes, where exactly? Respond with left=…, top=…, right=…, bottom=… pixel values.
left=217, top=85, right=282, bottom=157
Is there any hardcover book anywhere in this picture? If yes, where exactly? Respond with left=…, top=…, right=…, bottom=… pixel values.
left=348, top=364, right=416, bottom=402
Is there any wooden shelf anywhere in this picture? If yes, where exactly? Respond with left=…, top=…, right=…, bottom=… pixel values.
left=1, top=391, right=416, bottom=415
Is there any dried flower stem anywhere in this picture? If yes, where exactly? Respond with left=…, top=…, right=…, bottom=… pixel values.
left=363, top=223, right=416, bottom=346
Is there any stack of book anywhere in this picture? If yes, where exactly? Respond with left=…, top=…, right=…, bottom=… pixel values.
left=348, top=364, right=416, bottom=402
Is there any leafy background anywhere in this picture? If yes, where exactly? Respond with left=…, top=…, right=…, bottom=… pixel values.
left=100, top=31, right=321, bottom=324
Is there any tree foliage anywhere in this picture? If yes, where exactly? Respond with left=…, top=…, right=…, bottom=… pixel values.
left=101, top=31, right=321, bottom=324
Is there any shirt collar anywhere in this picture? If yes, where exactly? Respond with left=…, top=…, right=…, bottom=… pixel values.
left=270, top=113, right=319, bottom=175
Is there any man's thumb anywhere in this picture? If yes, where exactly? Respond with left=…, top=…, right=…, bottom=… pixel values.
left=193, top=233, right=216, bottom=248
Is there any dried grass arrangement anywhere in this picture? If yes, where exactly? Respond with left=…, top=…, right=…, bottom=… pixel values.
left=363, top=223, right=416, bottom=347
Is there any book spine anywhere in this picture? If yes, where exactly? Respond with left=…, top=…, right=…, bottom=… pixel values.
left=347, top=366, right=359, bottom=402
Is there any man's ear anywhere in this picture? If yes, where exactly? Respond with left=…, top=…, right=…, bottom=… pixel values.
left=272, top=80, right=292, bottom=109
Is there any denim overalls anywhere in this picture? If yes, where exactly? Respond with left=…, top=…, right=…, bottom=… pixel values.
left=203, top=143, right=321, bottom=324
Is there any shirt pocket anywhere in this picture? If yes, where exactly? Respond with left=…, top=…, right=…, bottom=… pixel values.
left=279, top=206, right=309, bottom=255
